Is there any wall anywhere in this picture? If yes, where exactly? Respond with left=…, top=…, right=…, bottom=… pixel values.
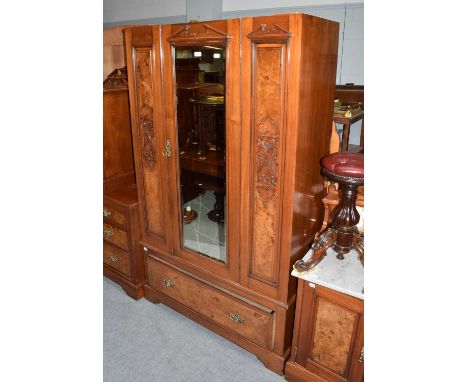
left=103, top=0, right=364, bottom=144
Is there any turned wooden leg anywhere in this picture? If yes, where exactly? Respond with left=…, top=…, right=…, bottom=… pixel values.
left=294, top=228, right=337, bottom=272
left=331, top=182, right=360, bottom=259
left=341, top=123, right=350, bottom=152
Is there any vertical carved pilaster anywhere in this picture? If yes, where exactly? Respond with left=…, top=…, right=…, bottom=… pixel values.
left=136, top=52, right=156, bottom=170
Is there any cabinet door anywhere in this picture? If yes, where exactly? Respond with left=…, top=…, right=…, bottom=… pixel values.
left=239, top=15, right=294, bottom=299
left=296, top=283, right=364, bottom=382
left=159, top=20, right=241, bottom=281
left=125, top=26, right=173, bottom=255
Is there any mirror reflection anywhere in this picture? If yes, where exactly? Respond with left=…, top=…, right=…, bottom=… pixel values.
left=175, top=46, right=227, bottom=263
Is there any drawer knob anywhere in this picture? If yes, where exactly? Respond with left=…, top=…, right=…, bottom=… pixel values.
left=108, top=255, right=118, bottom=262
left=103, top=208, right=112, bottom=217
left=104, top=229, right=114, bottom=238
left=359, top=346, right=364, bottom=363
left=228, top=312, right=244, bottom=324
left=162, top=278, right=175, bottom=288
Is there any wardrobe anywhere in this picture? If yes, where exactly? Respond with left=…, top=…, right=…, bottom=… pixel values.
left=124, top=13, right=338, bottom=374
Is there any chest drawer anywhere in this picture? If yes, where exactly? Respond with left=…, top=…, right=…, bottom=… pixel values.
left=103, top=242, right=131, bottom=277
left=146, top=256, right=274, bottom=349
left=103, top=204, right=127, bottom=227
left=103, top=223, right=128, bottom=251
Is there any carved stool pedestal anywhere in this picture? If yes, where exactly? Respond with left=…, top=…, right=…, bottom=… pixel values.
left=295, top=153, right=364, bottom=272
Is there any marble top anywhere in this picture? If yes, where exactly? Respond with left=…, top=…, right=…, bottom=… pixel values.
left=291, top=248, right=364, bottom=300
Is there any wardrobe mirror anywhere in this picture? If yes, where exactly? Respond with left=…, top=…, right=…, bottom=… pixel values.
left=174, top=45, right=227, bottom=263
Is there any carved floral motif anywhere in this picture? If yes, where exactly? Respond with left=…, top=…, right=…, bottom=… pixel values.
left=256, top=117, right=280, bottom=203
left=141, top=116, right=156, bottom=170
left=136, top=52, right=156, bottom=170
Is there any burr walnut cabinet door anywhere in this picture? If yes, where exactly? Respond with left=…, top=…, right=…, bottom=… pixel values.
left=295, top=282, right=364, bottom=382
left=125, top=26, right=173, bottom=255
left=159, top=20, right=241, bottom=282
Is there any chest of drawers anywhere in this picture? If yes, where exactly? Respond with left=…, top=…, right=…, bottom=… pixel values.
left=103, top=184, right=144, bottom=299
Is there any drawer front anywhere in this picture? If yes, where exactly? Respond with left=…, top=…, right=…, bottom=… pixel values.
left=103, top=204, right=127, bottom=227
left=103, top=223, right=128, bottom=251
left=103, top=242, right=131, bottom=276
left=147, top=257, right=273, bottom=348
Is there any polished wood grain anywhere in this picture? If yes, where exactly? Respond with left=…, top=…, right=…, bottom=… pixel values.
left=125, top=27, right=173, bottom=255
left=103, top=242, right=131, bottom=276
left=285, top=280, right=364, bottom=382
left=311, top=298, right=357, bottom=375
left=147, top=255, right=274, bottom=348
left=125, top=14, right=339, bottom=375
left=103, top=71, right=135, bottom=193
left=103, top=222, right=128, bottom=251
left=103, top=203, right=127, bottom=227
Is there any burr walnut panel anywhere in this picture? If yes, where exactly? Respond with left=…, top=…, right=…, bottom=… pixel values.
left=147, top=257, right=274, bottom=349
left=250, top=44, right=286, bottom=286
left=310, top=297, right=357, bottom=376
left=134, top=48, right=165, bottom=240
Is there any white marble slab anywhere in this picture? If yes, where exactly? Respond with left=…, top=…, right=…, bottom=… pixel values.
left=291, top=248, right=364, bottom=300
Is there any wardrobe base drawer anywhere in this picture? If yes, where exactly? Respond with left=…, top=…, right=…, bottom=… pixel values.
left=146, top=256, right=273, bottom=348
left=103, top=242, right=131, bottom=277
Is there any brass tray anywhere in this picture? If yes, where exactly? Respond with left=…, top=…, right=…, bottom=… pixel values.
left=188, top=95, right=225, bottom=105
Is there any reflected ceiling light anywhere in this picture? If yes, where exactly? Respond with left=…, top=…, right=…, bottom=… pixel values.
left=193, top=51, right=202, bottom=57
left=213, top=53, right=221, bottom=59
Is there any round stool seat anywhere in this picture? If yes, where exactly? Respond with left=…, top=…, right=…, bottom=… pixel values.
left=321, top=153, right=364, bottom=179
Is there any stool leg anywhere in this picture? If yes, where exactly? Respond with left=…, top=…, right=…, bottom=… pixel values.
left=331, top=183, right=360, bottom=259
left=294, top=228, right=336, bottom=272
left=353, top=231, right=364, bottom=265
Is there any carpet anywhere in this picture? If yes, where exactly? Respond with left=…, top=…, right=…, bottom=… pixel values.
left=104, top=277, right=285, bottom=382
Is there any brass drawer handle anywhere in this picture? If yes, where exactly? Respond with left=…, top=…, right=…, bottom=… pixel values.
left=108, top=255, right=118, bottom=262
left=104, top=229, right=114, bottom=238
left=359, top=346, right=364, bottom=363
left=103, top=208, right=112, bottom=217
left=228, top=312, right=244, bottom=324
left=162, top=278, right=175, bottom=288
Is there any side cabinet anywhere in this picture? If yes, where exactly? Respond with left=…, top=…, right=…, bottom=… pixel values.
left=103, top=185, right=145, bottom=299
left=285, top=280, right=364, bottom=382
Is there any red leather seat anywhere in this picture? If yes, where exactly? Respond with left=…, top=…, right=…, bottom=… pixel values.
left=321, top=153, right=364, bottom=178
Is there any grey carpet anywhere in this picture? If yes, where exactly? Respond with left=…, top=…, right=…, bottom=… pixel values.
left=104, top=277, right=285, bottom=382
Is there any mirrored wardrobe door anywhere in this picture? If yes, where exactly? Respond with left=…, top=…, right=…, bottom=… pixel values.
left=174, top=45, right=227, bottom=264
left=159, top=21, right=241, bottom=280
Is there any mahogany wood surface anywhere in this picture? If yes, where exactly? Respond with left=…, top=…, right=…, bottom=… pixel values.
left=124, top=14, right=339, bottom=374
left=285, top=280, right=364, bottom=382
left=103, top=74, right=135, bottom=192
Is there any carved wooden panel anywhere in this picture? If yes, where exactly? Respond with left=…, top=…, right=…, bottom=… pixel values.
left=247, top=23, right=291, bottom=43
left=249, top=44, right=286, bottom=286
left=134, top=48, right=165, bottom=239
left=168, top=21, right=229, bottom=45
left=310, top=297, right=357, bottom=376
